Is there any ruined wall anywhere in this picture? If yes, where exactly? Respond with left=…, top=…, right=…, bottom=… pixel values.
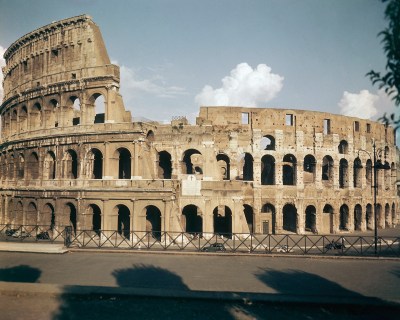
left=0, top=16, right=398, bottom=239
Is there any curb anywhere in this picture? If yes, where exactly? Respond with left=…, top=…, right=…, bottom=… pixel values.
left=0, top=281, right=399, bottom=307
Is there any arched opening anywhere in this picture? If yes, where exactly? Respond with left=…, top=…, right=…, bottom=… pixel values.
left=261, top=203, right=276, bottom=234
left=19, top=106, right=28, bottom=132
left=213, top=205, right=232, bottom=238
left=44, top=151, right=56, bottom=180
left=339, top=204, right=349, bottom=231
left=303, top=155, right=316, bottom=184
left=353, top=158, right=362, bottom=188
left=322, top=155, right=334, bottom=182
left=261, top=155, right=275, bottom=185
left=366, top=204, right=373, bottom=230
left=66, top=203, right=77, bottom=234
left=30, top=103, right=42, bottom=129
left=8, top=154, right=14, bottom=180
left=283, top=204, right=297, bottom=233
left=41, top=203, right=55, bottom=229
left=14, top=201, right=23, bottom=226
left=243, top=204, right=254, bottom=234
left=385, top=203, right=391, bottom=228
left=283, top=154, right=296, bottom=185
left=366, top=159, right=372, bottom=185
left=26, top=202, right=37, bottom=226
left=146, top=205, right=162, bottom=241
left=27, top=152, right=39, bottom=180
left=339, top=159, right=349, bottom=188
left=48, top=99, right=58, bottom=128
left=392, top=203, right=396, bottom=227
left=118, top=148, right=131, bottom=179
left=89, top=148, right=103, bottom=179
left=68, top=96, right=81, bottom=126
left=117, top=205, right=130, bottom=239
left=17, top=154, right=24, bottom=179
left=182, top=205, right=203, bottom=235
left=158, top=151, right=172, bottom=179
left=242, top=153, right=253, bottom=181
left=323, top=204, right=334, bottom=234
left=338, top=140, right=348, bottom=154
left=260, top=135, right=275, bottom=150
left=90, top=204, right=102, bottom=236
left=354, top=204, right=362, bottom=231
left=182, top=149, right=202, bottom=175
left=146, top=130, right=155, bottom=143
left=376, top=204, right=383, bottom=228
left=305, top=205, right=316, bottom=232
left=93, top=94, right=105, bottom=123
left=216, top=153, right=230, bottom=180
left=64, top=150, right=78, bottom=179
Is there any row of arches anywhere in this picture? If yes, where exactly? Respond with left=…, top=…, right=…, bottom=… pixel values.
left=4, top=199, right=397, bottom=237
left=1, top=93, right=106, bottom=136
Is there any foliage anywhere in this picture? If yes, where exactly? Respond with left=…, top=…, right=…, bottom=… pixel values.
left=367, top=0, right=400, bottom=126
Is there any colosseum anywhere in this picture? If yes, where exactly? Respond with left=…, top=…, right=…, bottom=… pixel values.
left=0, top=15, right=398, bottom=243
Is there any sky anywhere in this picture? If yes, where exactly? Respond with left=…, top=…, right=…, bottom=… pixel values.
left=0, top=0, right=398, bottom=125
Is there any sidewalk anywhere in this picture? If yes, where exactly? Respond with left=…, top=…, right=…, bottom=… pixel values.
left=0, top=241, right=67, bottom=254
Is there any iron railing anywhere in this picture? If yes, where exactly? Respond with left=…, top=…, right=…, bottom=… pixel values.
left=0, top=224, right=399, bottom=257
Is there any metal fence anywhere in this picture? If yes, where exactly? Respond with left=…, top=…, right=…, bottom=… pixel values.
left=1, top=224, right=399, bottom=257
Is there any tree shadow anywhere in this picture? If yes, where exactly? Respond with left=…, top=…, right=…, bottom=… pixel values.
left=0, top=265, right=41, bottom=283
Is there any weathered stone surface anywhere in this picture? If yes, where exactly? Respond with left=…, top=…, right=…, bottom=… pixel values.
left=0, top=15, right=398, bottom=236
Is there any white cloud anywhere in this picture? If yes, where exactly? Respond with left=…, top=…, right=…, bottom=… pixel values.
left=0, top=45, right=6, bottom=104
left=338, top=90, right=379, bottom=119
left=195, top=63, right=284, bottom=107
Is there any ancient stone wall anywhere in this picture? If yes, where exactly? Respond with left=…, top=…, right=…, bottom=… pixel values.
left=0, top=16, right=398, bottom=238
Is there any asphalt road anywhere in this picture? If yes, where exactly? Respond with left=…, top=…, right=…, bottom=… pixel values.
left=0, top=251, right=399, bottom=319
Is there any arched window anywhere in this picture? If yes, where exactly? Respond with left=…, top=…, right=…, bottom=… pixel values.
left=260, top=135, right=275, bottom=150
left=90, top=204, right=102, bottom=236
left=182, top=205, right=202, bottom=235
left=158, top=151, right=172, bottom=179
left=26, top=202, right=37, bottom=226
left=283, top=154, right=296, bottom=185
left=261, top=203, right=276, bottom=234
left=41, top=203, right=55, bottom=229
left=30, top=103, right=42, bottom=129
left=64, top=150, right=78, bottom=179
left=216, top=153, right=230, bottom=180
left=338, top=140, right=348, bottom=154
left=305, top=205, right=316, bottom=232
left=303, top=155, right=316, bottom=183
left=261, top=155, right=275, bottom=185
left=243, top=204, right=254, bottom=233
left=354, top=204, right=362, bottom=231
left=66, top=203, right=77, bottom=234
left=322, top=155, right=334, bottom=182
left=283, top=204, right=297, bottom=233
left=213, top=205, right=232, bottom=238
left=146, top=205, right=162, bottom=241
left=87, top=149, right=103, bottom=179
left=339, top=204, right=349, bottom=231
left=339, top=159, right=348, bottom=188
left=117, top=205, right=130, bottom=239
left=182, top=149, right=202, bottom=175
left=117, top=148, right=131, bottom=179
left=366, top=159, right=372, bottom=185
left=242, top=153, right=253, bottom=181
left=27, top=152, right=39, bottom=180
left=366, top=204, right=373, bottom=230
left=91, top=94, right=105, bottom=123
left=353, top=157, right=362, bottom=188
left=44, top=151, right=56, bottom=180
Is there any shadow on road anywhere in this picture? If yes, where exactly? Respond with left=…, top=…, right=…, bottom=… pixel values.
left=0, top=265, right=41, bottom=283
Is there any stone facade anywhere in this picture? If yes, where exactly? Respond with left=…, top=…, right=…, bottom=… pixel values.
left=0, top=15, right=398, bottom=237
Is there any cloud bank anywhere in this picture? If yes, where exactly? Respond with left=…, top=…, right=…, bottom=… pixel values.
left=0, top=45, right=6, bottom=103
left=195, top=63, right=284, bottom=107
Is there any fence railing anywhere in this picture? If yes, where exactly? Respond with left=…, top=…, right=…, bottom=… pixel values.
left=0, top=224, right=399, bottom=257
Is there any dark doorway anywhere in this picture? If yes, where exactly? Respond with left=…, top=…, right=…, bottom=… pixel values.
left=243, top=205, right=254, bottom=233
left=261, top=155, right=275, bottom=185
left=158, top=151, right=172, bottom=179
left=339, top=205, right=349, bottom=230
left=305, top=205, right=316, bottom=232
left=146, top=205, right=162, bottom=241
left=117, top=205, right=130, bottom=239
left=182, top=205, right=202, bottom=235
left=213, top=206, right=232, bottom=238
left=283, top=204, right=297, bottom=233
left=91, top=204, right=102, bottom=235
left=118, top=148, right=131, bottom=179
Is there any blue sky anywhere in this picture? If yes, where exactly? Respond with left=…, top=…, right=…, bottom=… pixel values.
left=0, top=0, right=397, bottom=124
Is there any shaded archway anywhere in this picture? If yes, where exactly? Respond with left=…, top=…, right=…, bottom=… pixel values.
left=182, top=149, right=202, bottom=174
left=261, top=155, right=275, bottom=185
left=303, top=155, right=316, bottom=184
left=338, top=140, right=348, bottom=154
left=376, top=204, right=383, bottom=229
left=146, top=205, right=162, bottom=241
left=90, top=204, right=102, bottom=235
left=17, top=154, right=24, bottom=179
left=260, top=135, right=275, bottom=150
left=213, top=205, right=232, bottom=238
left=283, top=154, right=296, bottom=185
left=385, top=203, right=391, bottom=228
left=63, top=150, right=78, bottom=179
left=182, top=205, right=202, bottom=235
left=305, top=205, right=316, bottom=232
left=366, top=159, right=372, bottom=185
left=117, top=148, right=131, bottom=179
left=339, top=159, right=348, bottom=188
left=41, top=203, right=55, bottom=229
left=117, top=205, right=130, bottom=239
left=392, top=203, right=396, bottom=227
left=322, top=155, right=334, bottom=182
left=66, top=203, right=77, bottom=234
left=44, top=151, right=56, bottom=180
left=216, top=153, right=230, bottom=180
left=158, top=151, right=172, bottom=179
left=323, top=204, right=334, bottom=234
left=243, top=204, right=254, bottom=234
left=366, top=204, right=373, bottom=230
left=261, top=203, right=276, bottom=234
left=282, top=204, right=297, bottom=233
left=241, top=153, right=253, bottom=181
left=339, top=204, right=349, bottom=231
left=27, top=152, right=39, bottom=180
left=353, top=158, right=362, bottom=188
left=354, top=204, right=362, bottom=231
left=88, top=148, right=103, bottom=179
left=26, top=202, right=37, bottom=226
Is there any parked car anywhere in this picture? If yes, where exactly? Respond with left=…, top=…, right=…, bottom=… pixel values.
left=36, top=231, right=50, bottom=240
left=5, top=229, right=18, bottom=236
left=201, top=243, right=226, bottom=252
left=275, top=245, right=294, bottom=253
